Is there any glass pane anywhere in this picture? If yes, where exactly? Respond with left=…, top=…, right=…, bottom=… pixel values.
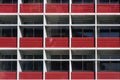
left=34, top=55, right=43, bottom=59
left=72, top=55, right=82, bottom=59
left=62, top=61, right=69, bottom=70
left=99, top=0, right=109, bottom=3
left=2, top=28, right=11, bottom=37
left=34, top=61, right=43, bottom=71
left=83, top=28, right=94, bottom=37
left=72, top=0, right=82, bottom=3
left=23, top=28, right=33, bottom=37
left=13, top=28, right=17, bottom=37
left=99, top=28, right=109, bottom=37
left=110, top=29, right=120, bottom=37
left=83, top=61, right=94, bottom=71
left=84, top=0, right=93, bottom=3
left=111, top=0, right=119, bottom=3
left=72, top=62, right=82, bottom=71
left=72, top=28, right=82, bottom=37
left=62, top=55, right=69, bottom=59
left=51, top=61, right=60, bottom=70
left=34, top=28, right=43, bottom=37
left=51, top=55, right=60, bottom=59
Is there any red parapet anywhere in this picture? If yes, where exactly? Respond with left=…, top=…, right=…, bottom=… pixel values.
left=19, top=72, right=42, bottom=79
left=0, top=4, right=17, bottom=13
left=71, top=4, right=94, bottom=13
left=20, top=3, right=43, bottom=13
left=71, top=37, right=94, bottom=47
left=0, top=37, right=17, bottom=47
left=71, top=72, right=94, bottom=79
left=0, top=72, right=16, bottom=79
left=45, top=72, right=68, bottom=79
left=46, top=37, right=69, bottom=47
left=97, top=37, right=120, bottom=47
left=46, top=3, right=69, bottom=13
left=20, top=37, right=43, bottom=47
left=97, top=4, right=119, bottom=13
left=98, top=72, right=120, bottom=79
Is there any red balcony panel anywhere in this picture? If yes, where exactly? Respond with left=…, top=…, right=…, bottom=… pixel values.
left=45, top=72, right=68, bottom=79
left=46, top=3, right=69, bottom=13
left=19, top=72, right=42, bottom=79
left=71, top=4, right=94, bottom=13
left=0, top=72, right=16, bottom=79
left=0, top=4, right=17, bottom=13
left=97, top=4, right=119, bottom=13
left=46, top=37, right=69, bottom=47
left=71, top=37, right=94, bottom=47
left=20, top=37, right=43, bottom=47
left=97, top=37, right=120, bottom=47
left=20, top=3, right=43, bottom=13
left=98, top=72, right=120, bottom=79
left=71, top=72, right=94, bottom=79
left=0, top=37, right=17, bottom=47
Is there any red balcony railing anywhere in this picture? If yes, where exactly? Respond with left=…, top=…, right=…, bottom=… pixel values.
left=0, top=4, right=17, bottom=13
left=98, top=72, right=120, bottom=79
left=19, top=72, right=42, bottom=79
left=0, top=37, right=17, bottom=47
left=46, top=3, right=69, bottom=13
left=71, top=4, right=94, bottom=13
left=45, top=72, right=68, bottom=79
left=20, top=37, right=43, bottom=47
left=97, top=37, right=120, bottom=47
left=20, top=3, right=43, bottom=13
left=71, top=37, right=94, bottom=47
left=46, top=37, right=69, bottom=47
left=71, top=72, right=94, bottom=79
left=0, top=72, right=16, bottom=79
left=97, top=4, right=119, bottom=13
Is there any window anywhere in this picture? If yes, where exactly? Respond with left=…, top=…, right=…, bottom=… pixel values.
left=100, top=54, right=120, bottom=59
left=0, top=61, right=17, bottom=71
left=98, top=28, right=120, bottom=37
left=99, top=61, right=120, bottom=71
left=0, top=28, right=17, bottom=37
left=51, top=55, right=69, bottom=59
left=72, top=0, right=93, bottom=3
left=23, top=0, right=42, bottom=3
left=49, top=0, right=69, bottom=3
left=99, top=0, right=119, bottom=3
left=23, top=28, right=43, bottom=37
left=0, top=54, right=17, bottom=59
left=72, top=55, right=94, bottom=59
left=72, top=61, right=94, bottom=71
left=72, top=28, right=94, bottom=37
left=99, top=0, right=109, bottom=3
left=2, top=0, right=17, bottom=3
left=47, top=28, right=69, bottom=37
left=22, top=54, right=43, bottom=59
left=21, top=61, right=43, bottom=71
left=50, top=61, right=69, bottom=71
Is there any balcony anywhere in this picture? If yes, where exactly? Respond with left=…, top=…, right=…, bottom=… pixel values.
left=46, top=3, right=68, bottom=13
left=71, top=37, right=94, bottom=47
left=45, top=72, right=68, bottom=79
left=97, top=37, right=120, bottom=47
left=20, top=3, right=43, bottom=13
left=71, top=3, right=94, bottom=13
left=0, top=4, right=17, bottom=13
left=20, top=37, right=43, bottom=47
left=97, top=3, right=119, bottom=13
left=71, top=72, right=94, bottom=79
left=46, top=37, right=69, bottom=47
left=0, top=37, right=17, bottom=47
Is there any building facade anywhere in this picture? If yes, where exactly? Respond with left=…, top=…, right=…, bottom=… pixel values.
left=0, top=0, right=120, bottom=80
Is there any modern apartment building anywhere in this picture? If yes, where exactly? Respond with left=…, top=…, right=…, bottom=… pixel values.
left=0, top=0, right=120, bottom=80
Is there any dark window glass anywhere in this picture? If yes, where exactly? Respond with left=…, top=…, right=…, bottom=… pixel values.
left=110, top=29, right=120, bottom=37
left=62, top=55, right=69, bottom=59
left=62, top=61, right=69, bottom=70
left=51, top=61, right=60, bottom=70
left=13, top=28, right=17, bottom=37
left=100, top=61, right=120, bottom=71
left=72, top=55, right=83, bottom=59
left=72, top=28, right=82, bottom=37
left=51, top=55, right=69, bottom=59
left=83, top=29, right=94, bottom=37
left=23, top=0, right=42, bottom=3
left=72, top=0, right=82, bottom=3
left=2, top=28, right=11, bottom=37
left=99, top=0, right=109, bottom=3
left=111, top=0, right=119, bottom=3
left=84, top=0, right=93, bottom=3
left=99, top=28, right=109, bottom=37
left=100, top=54, right=120, bottom=59
left=72, top=61, right=94, bottom=71
left=34, top=55, right=43, bottom=59
left=62, top=0, right=69, bottom=3
left=100, top=55, right=110, bottom=59
left=34, top=62, right=43, bottom=71
left=34, top=28, right=43, bottom=37
left=23, top=28, right=33, bottom=37
left=0, top=54, right=17, bottom=59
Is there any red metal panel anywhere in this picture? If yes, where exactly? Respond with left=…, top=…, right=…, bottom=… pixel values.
left=71, top=37, right=94, bottom=47
left=45, top=72, right=68, bottom=79
left=0, top=37, right=17, bottom=47
left=71, top=72, right=94, bottom=79
left=0, top=72, right=16, bottom=79
left=71, top=4, right=94, bottom=13
left=0, top=4, right=17, bottom=13
left=46, top=3, right=69, bottom=13
left=98, top=72, right=120, bottom=79
left=20, top=37, right=43, bottom=47
left=20, top=3, right=43, bottom=13
left=19, top=72, right=42, bottom=79
left=97, top=37, right=120, bottom=47
left=46, top=37, right=69, bottom=47
left=97, top=4, right=119, bottom=13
